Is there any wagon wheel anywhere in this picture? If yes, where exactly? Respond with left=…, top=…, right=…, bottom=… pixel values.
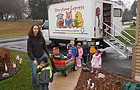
left=63, top=70, right=69, bottom=76
left=73, top=65, right=77, bottom=71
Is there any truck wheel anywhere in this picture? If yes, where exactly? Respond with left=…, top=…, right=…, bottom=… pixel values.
left=51, top=41, right=59, bottom=47
left=129, top=56, right=132, bottom=59
left=73, top=65, right=77, bottom=71
left=63, top=70, right=69, bottom=76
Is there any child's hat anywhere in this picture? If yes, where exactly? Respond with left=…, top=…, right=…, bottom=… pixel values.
left=96, top=50, right=101, bottom=54
left=91, top=40, right=95, bottom=42
left=40, top=56, right=48, bottom=63
left=83, top=39, right=87, bottom=42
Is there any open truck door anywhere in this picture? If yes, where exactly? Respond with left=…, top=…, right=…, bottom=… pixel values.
left=95, top=1, right=103, bottom=38
left=112, top=4, right=123, bottom=36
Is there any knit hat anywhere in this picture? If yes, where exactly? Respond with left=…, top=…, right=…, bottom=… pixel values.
left=40, top=57, right=48, bottom=63
left=83, top=39, right=88, bottom=45
left=96, top=50, right=101, bottom=54
left=83, top=39, right=87, bottom=42
left=91, top=40, right=95, bottom=42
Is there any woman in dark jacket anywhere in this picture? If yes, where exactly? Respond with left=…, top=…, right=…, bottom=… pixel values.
left=27, top=24, right=51, bottom=86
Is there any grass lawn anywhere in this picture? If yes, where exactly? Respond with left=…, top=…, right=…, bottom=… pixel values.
left=0, top=50, right=38, bottom=90
left=129, top=26, right=136, bottom=29
left=117, top=30, right=136, bottom=44
left=122, top=22, right=133, bottom=26
left=0, top=19, right=42, bottom=38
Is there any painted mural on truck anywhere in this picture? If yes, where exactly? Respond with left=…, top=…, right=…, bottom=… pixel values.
left=56, top=11, right=84, bottom=28
left=53, top=5, right=87, bottom=35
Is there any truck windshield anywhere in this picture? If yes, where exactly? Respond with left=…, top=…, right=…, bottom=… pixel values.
left=42, top=21, right=49, bottom=30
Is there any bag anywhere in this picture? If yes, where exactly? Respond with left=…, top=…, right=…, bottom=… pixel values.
left=123, top=82, right=140, bottom=90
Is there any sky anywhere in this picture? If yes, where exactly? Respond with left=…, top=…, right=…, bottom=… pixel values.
left=112, top=0, right=135, bottom=9
left=24, top=0, right=135, bottom=8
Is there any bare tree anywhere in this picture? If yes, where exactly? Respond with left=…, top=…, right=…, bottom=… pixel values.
left=122, top=8, right=133, bottom=22
left=0, top=0, right=26, bottom=21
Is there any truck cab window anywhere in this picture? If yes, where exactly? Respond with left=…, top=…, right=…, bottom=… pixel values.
left=113, top=8, right=122, bottom=17
left=42, top=22, right=49, bottom=30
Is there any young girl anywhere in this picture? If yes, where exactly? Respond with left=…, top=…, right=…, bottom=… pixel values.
left=91, top=50, right=102, bottom=73
left=27, top=24, right=50, bottom=86
left=77, top=43, right=83, bottom=67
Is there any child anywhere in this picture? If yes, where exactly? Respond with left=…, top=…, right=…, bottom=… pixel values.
left=89, top=40, right=97, bottom=60
left=36, top=57, right=52, bottom=90
left=67, top=40, right=78, bottom=57
left=67, top=50, right=74, bottom=60
left=91, top=50, right=102, bottom=73
left=82, top=40, right=90, bottom=65
left=67, top=40, right=78, bottom=63
left=77, top=42, right=83, bottom=67
left=53, top=47, right=67, bottom=60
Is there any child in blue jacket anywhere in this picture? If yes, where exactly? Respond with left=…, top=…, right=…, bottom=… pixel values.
left=67, top=40, right=78, bottom=57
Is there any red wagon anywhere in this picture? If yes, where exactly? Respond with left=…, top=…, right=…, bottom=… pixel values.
left=54, top=58, right=77, bottom=76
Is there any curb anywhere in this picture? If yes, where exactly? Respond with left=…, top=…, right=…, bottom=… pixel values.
left=0, top=36, right=28, bottom=44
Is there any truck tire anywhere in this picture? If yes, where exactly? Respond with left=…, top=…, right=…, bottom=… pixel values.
left=51, top=40, right=59, bottom=46
left=129, top=56, right=132, bottom=60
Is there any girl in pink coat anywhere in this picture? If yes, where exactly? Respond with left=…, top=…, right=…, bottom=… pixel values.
left=91, top=50, right=102, bottom=73
left=77, top=43, right=83, bottom=67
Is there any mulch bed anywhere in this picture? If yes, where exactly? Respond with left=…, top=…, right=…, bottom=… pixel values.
left=74, top=69, right=138, bottom=90
left=0, top=63, right=19, bottom=81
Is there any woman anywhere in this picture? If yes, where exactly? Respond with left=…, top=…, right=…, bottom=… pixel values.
left=27, top=24, right=50, bottom=86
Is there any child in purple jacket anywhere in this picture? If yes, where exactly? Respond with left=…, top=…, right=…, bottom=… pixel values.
left=67, top=50, right=74, bottom=60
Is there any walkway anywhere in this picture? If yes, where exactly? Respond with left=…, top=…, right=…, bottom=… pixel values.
left=49, top=69, right=82, bottom=90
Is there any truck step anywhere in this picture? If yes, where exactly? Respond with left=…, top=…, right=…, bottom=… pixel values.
left=119, top=46, right=124, bottom=49
left=114, top=42, right=119, bottom=45
left=109, top=39, right=115, bottom=42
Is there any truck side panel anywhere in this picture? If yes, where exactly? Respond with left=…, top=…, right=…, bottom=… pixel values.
left=48, top=0, right=94, bottom=41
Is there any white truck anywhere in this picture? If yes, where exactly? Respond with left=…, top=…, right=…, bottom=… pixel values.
left=41, top=0, right=135, bottom=58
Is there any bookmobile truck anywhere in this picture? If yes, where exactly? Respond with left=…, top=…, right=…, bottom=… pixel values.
left=41, top=0, right=135, bottom=58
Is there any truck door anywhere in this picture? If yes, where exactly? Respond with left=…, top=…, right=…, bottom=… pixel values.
left=103, top=3, right=112, bottom=35
left=41, top=21, right=49, bottom=41
left=95, top=2, right=103, bottom=38
left=112, top=7, right=123, bottom=36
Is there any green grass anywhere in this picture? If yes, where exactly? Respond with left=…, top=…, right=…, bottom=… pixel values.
left=0, top=19, right=42, bottom=38
left=129, top=26, right=136, bottom=29
left=0, top=50, right=38, bottom=90
left=117, top=30, right=136, bottom=45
